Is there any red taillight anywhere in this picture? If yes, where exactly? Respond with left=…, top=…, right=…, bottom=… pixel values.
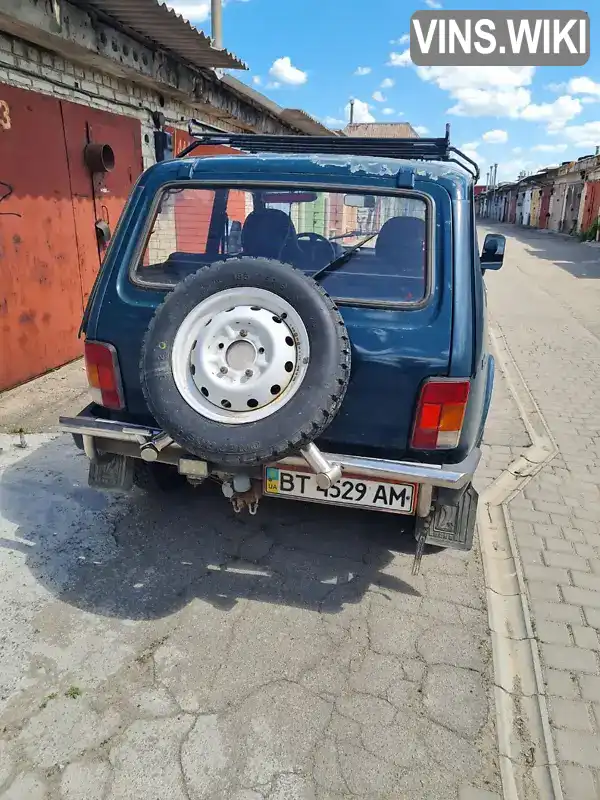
left=84, top=341, right=124, bottom=410
left=411, top=379, right=470, bottom=450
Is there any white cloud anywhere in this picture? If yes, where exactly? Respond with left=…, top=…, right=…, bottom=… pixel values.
left=559, top=121, right=600, bottom=149
left=458, top=140, right=485, bottom=165
left=520, top=95, right=582, bottom=130
left=413, top=65, right=582, bottom=128
left=252, top=75, right=261, bottom=86
left=417, top=66, right=535, bottom=91
left=166, top=0, right=248, bottom=22
left=482, top=129, right=508, bottom=144
left=265, top=81, right=281, bottom=90
left=497, top=158, right=543, bottom=181
left=448, top=86, right=532, bottom=118
left=391, top=34, right=410, bottom=45
left=354, top=66, right=372, bottom=76
left=372, top=90, right=386, bottom=103
left=512, top=147, right=523, bottom=154
left=269, top=57, right=307, bottom=86
left=415, top=66, right=534, bottom=118
left=381, top=78, right=395, bottom=89
left=382, top=108, right=395, bottom=115
left=388, top=50, right=412, bottom=67
left=567, top=77, right=600, bottom=97
left=166, top=1, right=210, bottom=21
left=417, top=67, right=535, bottom=117
left=346, top=98, right=375, bottom=123
left=324, top=116, right=346, bottom=128
left=425, top=0, right=442, bottom=7
left=546, top=82, right=566, bottom=93
left=414, top=125, right=429, bottom=135
left=464, top=147, right=484, bottom=164
left=531, top=143, right=568, bottom=153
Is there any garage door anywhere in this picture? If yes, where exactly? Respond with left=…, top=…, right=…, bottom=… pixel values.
left=0, top=84, right=142, bottom=390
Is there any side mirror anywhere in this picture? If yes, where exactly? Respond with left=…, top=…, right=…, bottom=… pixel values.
left=481, top=233, right=505, bottom=270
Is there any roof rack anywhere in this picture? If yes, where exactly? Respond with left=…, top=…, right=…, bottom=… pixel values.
left=177, top=120, right=480, bottom=181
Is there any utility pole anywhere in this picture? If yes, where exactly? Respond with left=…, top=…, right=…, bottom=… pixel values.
left=349, top=99, right=355, bottom=125
left=492, top=163, right=498, bottom=220
left=211, top=0, right=223, bottom=49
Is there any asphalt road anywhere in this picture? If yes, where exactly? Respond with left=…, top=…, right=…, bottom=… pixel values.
left=3, top=226, right=574, bottom=799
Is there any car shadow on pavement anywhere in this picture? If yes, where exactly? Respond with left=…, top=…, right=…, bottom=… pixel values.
left=0, top=435, right=424, bottom=621
left=478, top=221, right=600, bottom=279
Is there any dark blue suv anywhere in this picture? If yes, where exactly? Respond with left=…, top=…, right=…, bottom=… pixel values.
left=60, top=125, right=505, bottom=567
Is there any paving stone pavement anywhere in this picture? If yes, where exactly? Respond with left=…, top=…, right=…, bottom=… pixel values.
left=0, top=354, right=528, bottom=798
left=481, top=223, right=600, bottom=800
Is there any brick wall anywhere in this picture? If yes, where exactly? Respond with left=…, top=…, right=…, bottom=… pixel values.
left=0, top=30, right=247, bottom=171
left=147, top=194, right=177, bottom=266
left=0, top=30, right=247, bottom=266
left=0, top=27, right=297, bottom=275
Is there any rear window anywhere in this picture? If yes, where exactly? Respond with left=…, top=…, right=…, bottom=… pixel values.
left=136, top=186, right=429, bottom=304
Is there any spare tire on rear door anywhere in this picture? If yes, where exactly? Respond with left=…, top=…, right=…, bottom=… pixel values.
left=141, top=257, right=351, bottom=467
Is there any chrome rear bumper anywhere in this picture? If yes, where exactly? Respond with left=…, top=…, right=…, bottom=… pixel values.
left=59, top=414, right=480, bottom=491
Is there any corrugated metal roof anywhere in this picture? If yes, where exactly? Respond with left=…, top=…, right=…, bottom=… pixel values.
left=217, top=79, right=339, bottom=135
left=220, top=74, right=284, bottom=116
left=77, top=0, right=246, bottom=69
left=279, top=109, right=338, bottom=136
left=344, top=122, right=418, bottom=139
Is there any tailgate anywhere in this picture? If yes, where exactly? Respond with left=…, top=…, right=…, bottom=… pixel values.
left=319, top=300, right=452, bottom=460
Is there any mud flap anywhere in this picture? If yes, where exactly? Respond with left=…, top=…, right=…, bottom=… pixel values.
left=88, top=453, right=135, bottom=492
left=413, top=484, right=478, bottom=572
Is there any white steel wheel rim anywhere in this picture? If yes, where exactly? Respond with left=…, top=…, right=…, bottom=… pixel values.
left=171, top=287, right=311, bottom=424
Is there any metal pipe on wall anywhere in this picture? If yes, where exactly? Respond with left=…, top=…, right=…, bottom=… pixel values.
left=211, top=0, right=223, bottom=49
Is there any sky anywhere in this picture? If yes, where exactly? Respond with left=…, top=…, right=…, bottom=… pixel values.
left=165, top=0, right=599, bottom=182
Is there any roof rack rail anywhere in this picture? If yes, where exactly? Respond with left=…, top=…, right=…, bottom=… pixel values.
left=177, top=120, right=480, bottom=181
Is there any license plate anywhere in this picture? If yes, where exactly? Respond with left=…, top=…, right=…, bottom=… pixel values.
left=263, top=466, right=417, bottom=515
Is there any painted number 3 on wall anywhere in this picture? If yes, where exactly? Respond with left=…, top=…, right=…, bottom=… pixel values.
left=0, top=101, right=11, bottom=131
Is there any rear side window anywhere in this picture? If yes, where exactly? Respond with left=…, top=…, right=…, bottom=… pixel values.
left=136, top=186, right=429, bottom=305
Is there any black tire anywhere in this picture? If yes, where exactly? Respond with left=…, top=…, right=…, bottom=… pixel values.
left=133, top=461, right=187, bottom=492
left=141, top=258, right=351, bottom=467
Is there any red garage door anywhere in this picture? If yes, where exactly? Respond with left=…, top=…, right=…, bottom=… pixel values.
left=0, top=84, right=142, bottom=390
left=539, top=186, right=552, bottom=229
left=167, top=127, right=247, bottom=253
left=581, top=181, right=600, bottom=233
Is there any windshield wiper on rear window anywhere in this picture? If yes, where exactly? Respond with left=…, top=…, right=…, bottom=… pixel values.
left=311, top=232, right=379, bottom=282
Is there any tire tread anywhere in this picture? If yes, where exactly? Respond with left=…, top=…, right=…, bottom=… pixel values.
left=140, top=257, right=351, bottom=467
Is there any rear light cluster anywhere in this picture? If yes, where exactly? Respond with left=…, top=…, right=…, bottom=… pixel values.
left=84, top=341, right=124, bottom=410
left=411, top=379, right=470, bottom=450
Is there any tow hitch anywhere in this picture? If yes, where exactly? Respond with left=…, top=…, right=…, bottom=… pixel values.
left=222, top=475, right=262, bottom=515
left=222, top=442, right=342, bottom=515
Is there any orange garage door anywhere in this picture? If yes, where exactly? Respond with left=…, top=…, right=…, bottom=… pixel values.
left=0, top=84, right=142, bottom=391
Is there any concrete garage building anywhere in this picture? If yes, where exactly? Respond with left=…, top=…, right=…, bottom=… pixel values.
left=0, top=0, right=332, bottom=391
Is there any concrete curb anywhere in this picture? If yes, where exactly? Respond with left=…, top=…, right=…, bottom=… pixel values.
left=478, top=323, right=562, bottom=800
